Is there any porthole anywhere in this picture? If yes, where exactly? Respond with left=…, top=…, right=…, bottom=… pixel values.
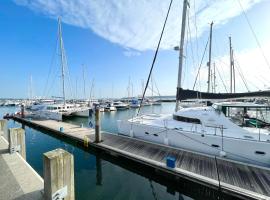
left=244, top=135, right=254, bottom=139
left=153, top=134, right=158, bottom=137
left=211, top=144, right=219, bottom=148
left=255, top=151, right=265, bottom=155
left=145, top=132, right=149, bottom=135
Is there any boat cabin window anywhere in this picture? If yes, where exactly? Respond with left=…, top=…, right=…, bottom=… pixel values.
left=173, top=114, right=201, bottom=124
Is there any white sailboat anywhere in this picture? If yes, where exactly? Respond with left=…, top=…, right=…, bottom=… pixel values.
left=32, top=18, right=91, bottom=120
left=117, top=0, right=270, bottom=167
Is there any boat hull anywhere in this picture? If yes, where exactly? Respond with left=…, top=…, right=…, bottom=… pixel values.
left=117, top=120, right=270, bottom=167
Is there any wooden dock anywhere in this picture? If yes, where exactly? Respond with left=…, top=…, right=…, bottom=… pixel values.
left=0, top=135, right=43, bottom=200
left=12, top=116, right=270, bottom=200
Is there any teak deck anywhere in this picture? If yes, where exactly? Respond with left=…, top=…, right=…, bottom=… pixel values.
left=12, top=116, right=270, bottom=200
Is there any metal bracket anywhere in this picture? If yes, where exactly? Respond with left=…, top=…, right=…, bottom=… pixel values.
left=10, top=145, right=21, bottom=154
left=52, top=185, right=67, bottom=200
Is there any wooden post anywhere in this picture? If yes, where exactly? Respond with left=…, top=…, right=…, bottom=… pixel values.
left=8, top=128, right=26, bottom=159
left=95, top=107, right=101, bottom=143
left=43, top=148, right=74, bottom=200
left=0, top=119, right=7, bottom=137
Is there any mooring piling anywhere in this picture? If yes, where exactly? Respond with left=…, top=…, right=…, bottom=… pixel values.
left=95, top=107, right=101, bottom=143
left=8, top=127, right=26, bottom=159
left=0, top=119, right=7, bottom=136
left=43, top=148, right=75, bottom=200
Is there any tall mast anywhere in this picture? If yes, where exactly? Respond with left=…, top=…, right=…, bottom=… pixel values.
left=229, top=36, right=235, bottom=93
left=175, top=0, right=189, bottom=112
left=151, top=75, right=154, bottom=99
left=232, top=49, right=236, bottom=93
left=207, top=22, right=214, bottom=93
left=30, top=75, right=33, bottom=100
left=58, top=17, right=66, bottom=105
left=82, top=65, right=86, bottom=99
left=213, top=62, right=216, bottom=93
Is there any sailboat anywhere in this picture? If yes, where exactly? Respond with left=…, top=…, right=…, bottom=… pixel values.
left=33, top=18, right=91, bottom=120
left=117, top=0, right=270, bottom=167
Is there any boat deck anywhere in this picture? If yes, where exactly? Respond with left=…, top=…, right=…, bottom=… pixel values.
left=11, top=116, right=270, bottom=200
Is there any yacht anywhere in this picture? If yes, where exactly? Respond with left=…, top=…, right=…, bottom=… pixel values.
left=129, top=99, right=140, bottom=108
left=113, top=101, right=129, bottom=110
left=30, top=18, right=91, bottom=120
left=104, top=102, right=116, bottom=112
left=117, top=0, right=270, bottom=166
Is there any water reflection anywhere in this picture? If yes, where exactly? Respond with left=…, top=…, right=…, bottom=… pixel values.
left=0, top=104, right=241, bottom=200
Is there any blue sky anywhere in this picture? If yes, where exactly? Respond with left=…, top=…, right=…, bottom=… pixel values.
left=0, top=0, right=270, bottom=99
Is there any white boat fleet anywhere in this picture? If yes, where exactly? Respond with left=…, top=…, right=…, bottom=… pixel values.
left=3, top=1, right=270, bottom=168
left=117, top=0, right=270, bottom=167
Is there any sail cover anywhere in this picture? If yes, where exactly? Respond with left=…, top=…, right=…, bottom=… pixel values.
left=176, top=87, right=270, bottom=101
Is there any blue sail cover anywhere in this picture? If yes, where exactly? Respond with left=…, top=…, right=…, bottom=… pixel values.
left=176, top=87, right=270, bottom=101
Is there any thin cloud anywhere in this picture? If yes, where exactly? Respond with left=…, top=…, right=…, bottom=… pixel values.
left=13, top=0, right=263, bottom=51
left=192, top=40, right=270, bottom=93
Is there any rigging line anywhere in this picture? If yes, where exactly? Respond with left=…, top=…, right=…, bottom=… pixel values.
left=237, top=0, right=270, bottom=71
left=215, top=65, right=228, bottom=93
left=187, top=8, right=196, bottom=78
left=234, top=59, right=250, bottom=91
left=43, top=34, right=59, bottom=98
left=193, top=0, right=200, bottom=64
left=46, top=67, right=61, bottom=98
left=170, top=127, right=269, bottom=166
left=137, top=0, right=173, bottom=116
left=153, top=78, right=161, bottom=97
left=193, top=37, right=209, bottom=90
left=62, top=43, right=74, bottom=100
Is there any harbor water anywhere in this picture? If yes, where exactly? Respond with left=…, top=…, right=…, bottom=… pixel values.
left=0, top=103, right=238, bottom=200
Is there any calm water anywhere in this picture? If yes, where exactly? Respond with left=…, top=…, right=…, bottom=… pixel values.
left=1, top=103, right=237, bottom=200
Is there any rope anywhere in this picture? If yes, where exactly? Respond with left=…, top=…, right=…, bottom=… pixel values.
left=234, top=58, right=250, bottom=91
left=237, top=0, right=270, bottom=71
left=193, top=38, right=209, bottom=90
left=43, top=34, right=59, bottom=98
left=215, top=65, right=228, bottom=93
left=170, top=127, right=269, bottom=166
left=137, top=0, right=173, bottom=116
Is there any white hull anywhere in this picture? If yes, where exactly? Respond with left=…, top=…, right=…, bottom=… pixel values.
left=117, top=107, right=270, bottom=167
left=72, top=108, right=92, bottom=117
left=105, top=106, right=116, bottom=111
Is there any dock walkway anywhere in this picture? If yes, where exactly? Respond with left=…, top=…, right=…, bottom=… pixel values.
left=13, top=116, right=270, bottom=200
left=0, top=136, right=43, bottom=200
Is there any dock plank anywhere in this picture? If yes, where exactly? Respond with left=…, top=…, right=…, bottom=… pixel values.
left=12, top=116, right=270, bottom=200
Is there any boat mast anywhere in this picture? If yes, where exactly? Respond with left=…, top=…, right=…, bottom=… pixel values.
left=213, top=62, right=216, bottom=93
left=207, top=22, right=213, bottom=93
left=82, top=65, right=86, bottom=99
left=58, top=17, right=66, bottom=105
left=229, top=36, right=235, bottom=93
left=30, top=75, right=33, bottom=101
left=175, top=0, right=189, bottom=112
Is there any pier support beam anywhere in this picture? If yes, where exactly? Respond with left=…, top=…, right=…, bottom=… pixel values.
left=43, top=148, right=75, bottom=200
left=95, top=107, right=101, bottom=143
left=0, top=119, right=7, bottom=137
left=8, top=128, right=26, bottom=159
